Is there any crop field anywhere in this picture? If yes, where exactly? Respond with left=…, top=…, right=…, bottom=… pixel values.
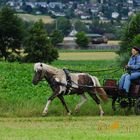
left=0, top=52, right=139, bottom=140
left=17, top=14, right=54, bottom=23
left=59, top=52, right=118, bottom=60
left=0, top=59, right=123, bottom=117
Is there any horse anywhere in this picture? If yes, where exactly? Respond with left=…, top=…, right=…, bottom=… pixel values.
left=32, top=62, right=108, bottom=116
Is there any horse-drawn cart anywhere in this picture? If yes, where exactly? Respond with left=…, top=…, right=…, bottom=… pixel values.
left=103, top=78, right=140, bottom=115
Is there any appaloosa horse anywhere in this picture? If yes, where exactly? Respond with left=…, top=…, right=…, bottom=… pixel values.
left=32, top=62, right=108, bottom=116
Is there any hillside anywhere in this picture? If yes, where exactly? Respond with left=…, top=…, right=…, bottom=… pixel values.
left=17, top=13, right=54, bottom=23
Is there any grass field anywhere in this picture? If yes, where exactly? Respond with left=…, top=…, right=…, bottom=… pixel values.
left=0, top=59, right=123, bottom=117
left=0, top=53, right=139, bottom=139
left=107, top=40, right=120, bottom=45
left=0, top=116, right=140, bottom=140
left=59, top=52, right=118, bottom=60
left=17, top=14, right=54, bottom=23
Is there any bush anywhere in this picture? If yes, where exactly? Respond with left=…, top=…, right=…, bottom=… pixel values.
left=75, top=32, right=89, bottom=49
left=131, top=34, right=140, bottom=47
left=7, top=53, right=21, bottom=62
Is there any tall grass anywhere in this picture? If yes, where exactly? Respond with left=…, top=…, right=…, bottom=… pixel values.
left=0, top=60, right=125, bottom=117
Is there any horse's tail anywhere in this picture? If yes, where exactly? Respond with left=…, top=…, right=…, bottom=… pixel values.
left=91, top=76, right=108, bottom=102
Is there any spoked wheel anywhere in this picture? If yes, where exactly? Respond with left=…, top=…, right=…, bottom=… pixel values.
left=134, top=97, right=140, bottom=115
left=112, top=96, right=132, bottom=115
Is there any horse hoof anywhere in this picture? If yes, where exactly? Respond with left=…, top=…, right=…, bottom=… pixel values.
left=75, top=109, right=78, bottom=113
left=67, top=111, right=71, bottom=116
left=100, top=111, right=104, bottom=117
left=42, top=111, right=48, bottom=117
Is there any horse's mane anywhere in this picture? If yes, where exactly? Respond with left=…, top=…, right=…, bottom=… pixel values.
left=34, top=62, right=63, bottom=76
left=43, top=63, right=61, bottom=74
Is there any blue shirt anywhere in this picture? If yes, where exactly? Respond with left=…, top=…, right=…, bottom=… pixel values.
left=128, top=54, right=140, bottom=73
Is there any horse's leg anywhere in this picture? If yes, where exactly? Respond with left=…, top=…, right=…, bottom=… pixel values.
left=58, top=95, right=71, bottom=115
left=88, top=92, right=104, bottom=116
left=42, top=93, right=57, bottom=116
left=42, top=86, right=62, bottom=116
left=75, top=94, right=88, bottom=112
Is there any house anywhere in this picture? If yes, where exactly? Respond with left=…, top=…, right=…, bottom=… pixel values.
left=80, top=14, right=90, bottom=19
left=35, top=2, right=48, bottom=8
left=69, top=29, right=77, bottom=37
left=57, top=37, right=78, bottom=50
left=6, top=1, right=15, bottom=7
left=48, top=2, right=64, bottom=9
left=112, top=12, right=119, bottom=19
left=26, top=2, right=36, bottom=8
left=135, top=0, right=140, bottom=6
left=127, top=0, right=133, bottom=4
left=74, top=9, right=84, bottom=16
left=52, top=12, right=65, bottom=17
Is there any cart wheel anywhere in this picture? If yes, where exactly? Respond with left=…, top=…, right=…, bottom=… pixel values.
left=112, top=97, right=132, bottom=115
left=134, top=97, right=140, bottom=115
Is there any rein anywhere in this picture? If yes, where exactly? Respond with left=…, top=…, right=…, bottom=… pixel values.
left=67, top=67, right=122, bottom=73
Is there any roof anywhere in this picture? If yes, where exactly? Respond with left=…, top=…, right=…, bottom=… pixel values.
left=86, top=34, right=102, bottom=37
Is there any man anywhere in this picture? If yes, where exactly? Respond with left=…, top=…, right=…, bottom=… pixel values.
left=119, top=46, right=140, bottom=95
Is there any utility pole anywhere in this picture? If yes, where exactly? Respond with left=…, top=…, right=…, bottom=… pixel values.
left=55, top=19, right=58, bottom=30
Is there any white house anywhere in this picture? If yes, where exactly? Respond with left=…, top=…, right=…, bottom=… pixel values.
left=69, top=29, right=77, bottom=37
left=112, top=12, right=119, bottom=19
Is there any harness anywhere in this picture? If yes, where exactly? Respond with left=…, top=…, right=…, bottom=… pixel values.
left=63, top=69, right=72, bottom=94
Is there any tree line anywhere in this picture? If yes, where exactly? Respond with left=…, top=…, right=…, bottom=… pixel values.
left=0, top=6, right=89, bottom=63
left=0, top=6, right=140, bottom=64
left=0, top=6, right=62, bottom=63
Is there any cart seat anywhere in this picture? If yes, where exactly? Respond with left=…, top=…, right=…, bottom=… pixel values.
left=103, top=79, right=118, bottom=97
left=131, top=79, right=140, bottom=85
left=104, top=79, right=118, bottom=88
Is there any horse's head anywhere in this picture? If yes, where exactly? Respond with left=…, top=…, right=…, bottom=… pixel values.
left=32, top=63, right=45, bottom=85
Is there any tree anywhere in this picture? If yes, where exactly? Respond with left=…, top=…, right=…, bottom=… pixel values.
left=131, top=34, right=140, bottom=47
left=75, top=20, right=88, bottom=32
left=118, top=13, right=140, bottom=66
left=0, top=0, right=9, bottom=6
left=50, top=29, right=64, bottom=46
left=56, top=17, right=71, bottom=36
left=24, top=20, right=58, bottom=63
left=0, top=6, right=25, bottom=60
left=119, top=13, right=140, bottom=55
left=75, top=31, right=89, bottom=49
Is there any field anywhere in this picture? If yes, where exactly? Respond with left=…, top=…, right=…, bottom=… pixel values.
left=0, top=58, right=123, bottom=117
left=0, top=116, right=140, bottom=140
left=59, top=52, right=118, bottom=60
left=17, top=14, right=54, bottom=23
left=0, top=52, right=139, bottom=140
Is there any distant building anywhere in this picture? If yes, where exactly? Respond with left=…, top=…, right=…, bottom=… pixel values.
left=134, top=0, right=140, bottom=6
left=69, top=29, right=77, bottom=37
left=57, top=37, right=78, bottom=49
left=112, top=12, right=119, bottom=19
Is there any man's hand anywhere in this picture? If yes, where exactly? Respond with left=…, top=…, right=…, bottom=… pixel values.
left=125, top=65, right=131, bottom=70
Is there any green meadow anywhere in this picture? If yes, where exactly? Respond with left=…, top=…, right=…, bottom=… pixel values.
left=0, top=116, right=140, bottom=140
left=59, top=52, right=118, bottom=60
left=0, top=58, right=123, bottom=117
left=17, top=14, right=54, bottom=23
left=0, top=52, right=139, bottom=140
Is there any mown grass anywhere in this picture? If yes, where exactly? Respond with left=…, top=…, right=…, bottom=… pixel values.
left=17, top=14, right=54, bottom=23
left=59, top=52, right=118, bottom=60
left=0, top=116, right=140, bottom=140
left=0, top=59, right=126, bottom=117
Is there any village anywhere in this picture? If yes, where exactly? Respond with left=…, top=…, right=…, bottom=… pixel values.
left=4, top=0, right=140, bottom=22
